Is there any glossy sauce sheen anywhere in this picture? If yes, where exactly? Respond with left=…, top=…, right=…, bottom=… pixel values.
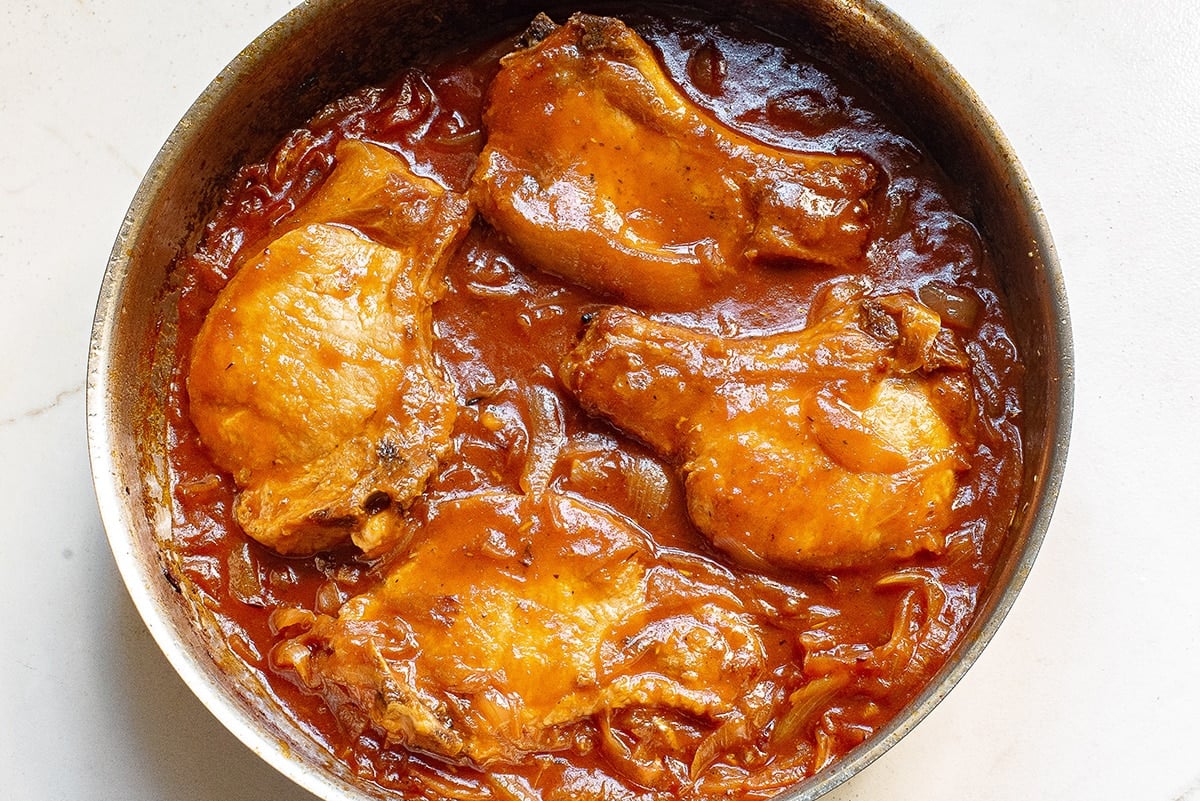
left=163, top=11, right=1024, bottom=799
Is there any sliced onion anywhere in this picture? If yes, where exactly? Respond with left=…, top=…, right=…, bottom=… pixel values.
left=812, top=726, right=837, bottom=773
left=487, top=774, right=539, bottom=801
left=408, top=764, right=492, bottom=801
left=624, top=454, right=672, bottom=522
left=268, top=606, right=315, bottom=635
left=597, top=712, right=668, bottom=788
left=314, top=579, right=348, bottom=616
left=872, top=568, right=964, bottom=679
left=227, top=632, right=261, bottom=665
left=769, top=672, right=849, bottom=748
left=226, top=541, right=267, bottom=606
left=520, top=385, right=566, bottom=497
left=270, top=639, right=314, bottom=685
left=175, top=473, right=224, bottom=500
left=918, top=280, right=982, bottom=330
left=690, top=716, right=748, bottom=778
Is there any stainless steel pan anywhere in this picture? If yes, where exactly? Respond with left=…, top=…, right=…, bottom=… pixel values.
left=87, top=2, right=1073, bottom=798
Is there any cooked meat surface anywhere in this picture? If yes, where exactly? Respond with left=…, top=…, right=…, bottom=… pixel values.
left=281, top=139, right=462, bottom=250
left=271, top=491, right=772, bottom=771
left=560, top=283, right=973, bottom=569
left=471, top=13, right=877, bottom=309
left=187, top=141, right=472, bottom=555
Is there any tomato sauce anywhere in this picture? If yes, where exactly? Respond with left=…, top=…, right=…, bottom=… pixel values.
left=161, top=9, right=1024, bottom=799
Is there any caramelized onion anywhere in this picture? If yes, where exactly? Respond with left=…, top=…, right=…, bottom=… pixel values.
left=597, top=712, right=669, bottom=788
left=872, top=568, right=968, bottom=681
left=812, top=726, right=836, bottom=773
left=271, top=639, right=314, bottom=685
left=409, top=766, right=493, bottom=801
left=740, top=759, right=810, bottom=793
left=315, top=579, right=348, bottom=615
left=519, top=385, right=566, bottom=496
left=175, top=473, right=225, bottom=500
left=268, top=606, right=315, bottom=635
left=690, top=717, right=748, bottom=778
left=226, top=542, right=268, bottom=607
left=625, top=454, right=672, bottom=521
left=918, top=280, right=982, bottom=330
left=770, top=673, right=849, bottom=748
left=487, top=774, right=539, bottom=801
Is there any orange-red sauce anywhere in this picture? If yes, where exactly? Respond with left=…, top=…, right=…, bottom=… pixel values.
left=162, top=10, right=1023, bottom=799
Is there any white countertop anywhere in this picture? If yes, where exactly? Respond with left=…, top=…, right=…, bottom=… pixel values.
left=2, top=1, right=1198, bottom=799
